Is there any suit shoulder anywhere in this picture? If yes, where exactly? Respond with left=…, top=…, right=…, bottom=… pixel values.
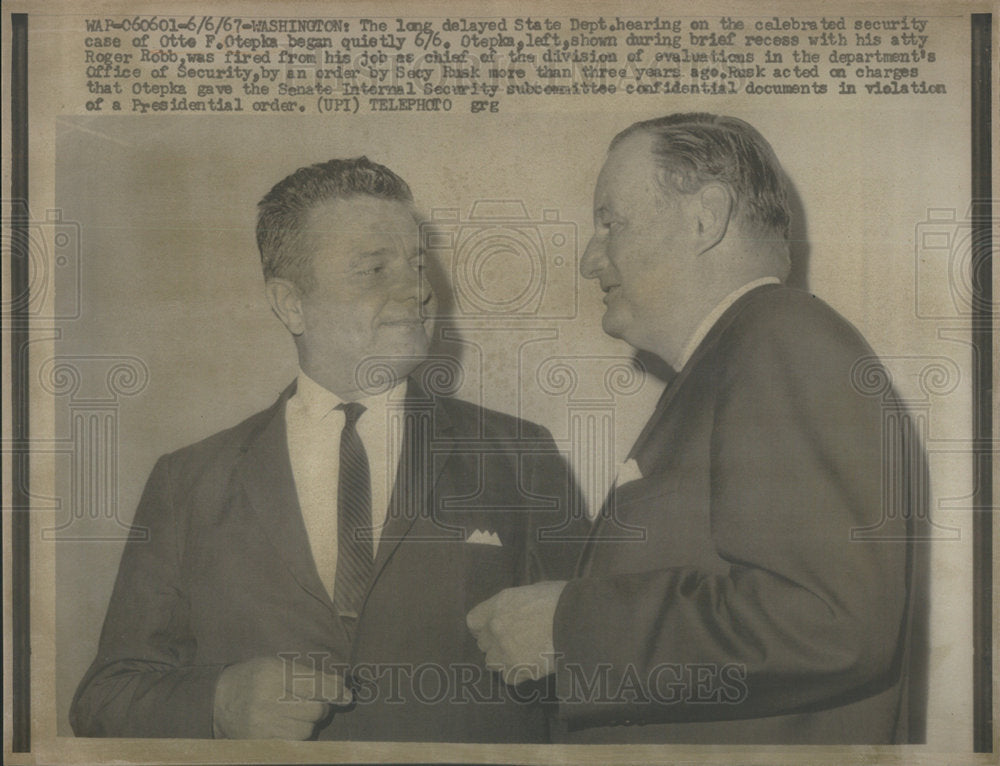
left=724, top=286, right=876, bottom=359
left=710, top=287, right=886, bottom=403
left=161, top=401, right=281, bottom=477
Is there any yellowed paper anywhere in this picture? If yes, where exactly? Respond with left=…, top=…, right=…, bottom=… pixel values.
left=3, top=0, right=995, bottom=763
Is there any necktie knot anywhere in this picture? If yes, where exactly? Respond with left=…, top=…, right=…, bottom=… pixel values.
left=337, top=402, right=366, bottom=429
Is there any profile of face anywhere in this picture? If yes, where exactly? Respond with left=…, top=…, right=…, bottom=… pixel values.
left=268, top=195, right=437, bottom=398
left=579, top=132, right=704, bottom=364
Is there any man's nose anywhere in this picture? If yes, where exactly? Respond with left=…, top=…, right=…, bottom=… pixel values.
left=416, top=272, right=434, bottom=307
left=392, top=261, right=433, bottom=306
left=579, top=235, right=606, bottom=279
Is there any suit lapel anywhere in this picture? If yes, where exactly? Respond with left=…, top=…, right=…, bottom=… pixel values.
left=629, top=283, right=782, bottom=468
left=235, top=385, right=338, bottom=616
left=367, top=377, right=458, bottom=592
left=231, top=378, right=463, bottom=647
left=578, top=284, right=782, bottom=576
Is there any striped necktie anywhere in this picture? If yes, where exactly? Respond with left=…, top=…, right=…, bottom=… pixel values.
left=334, top=402, right=373, bottom=636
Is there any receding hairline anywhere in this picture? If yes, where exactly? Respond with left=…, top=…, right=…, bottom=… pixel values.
left=605, top=114, right=791, bottom=239
left=596, top=131, right=674, bottom=207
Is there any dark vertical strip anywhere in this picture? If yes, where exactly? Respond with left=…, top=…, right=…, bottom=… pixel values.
left=9, top=11, right=31, bottom=754
left=970, top=12, right=993, bottom=756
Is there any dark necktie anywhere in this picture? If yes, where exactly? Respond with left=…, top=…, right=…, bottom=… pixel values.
left=334, top=402, right=373, bottom=635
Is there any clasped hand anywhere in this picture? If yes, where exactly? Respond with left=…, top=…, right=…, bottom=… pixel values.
left=213, top=656, right=353, bottom=739
left=466, top=580, right=568, bottom=685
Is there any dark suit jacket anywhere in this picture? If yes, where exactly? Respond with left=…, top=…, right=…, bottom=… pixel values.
left=552, top=285, right=923, bottom=744
left=71, top=378, right=583, bottom=741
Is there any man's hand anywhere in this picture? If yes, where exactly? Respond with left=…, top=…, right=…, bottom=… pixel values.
left=212, top=656, right=352, bottom=739
left=466, top=581, right=568, bottom=686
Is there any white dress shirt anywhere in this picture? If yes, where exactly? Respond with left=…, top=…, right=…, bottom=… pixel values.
left=285, top=370, right=406, bottom=600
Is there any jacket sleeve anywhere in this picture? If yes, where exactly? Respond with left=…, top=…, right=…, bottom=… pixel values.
left=70, top=454, right=226, bottom=738
left=552, top=303, right=912, bottom=726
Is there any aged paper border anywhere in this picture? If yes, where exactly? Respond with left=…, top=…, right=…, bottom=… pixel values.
left=4, top=0, right=997, bottom=762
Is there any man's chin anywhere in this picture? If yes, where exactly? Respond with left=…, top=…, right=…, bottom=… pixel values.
left=600, top=313, right=628, bottom=341
left=352, top=349, right=426, bottom=395
left=601, top=316, right=650, bottom=356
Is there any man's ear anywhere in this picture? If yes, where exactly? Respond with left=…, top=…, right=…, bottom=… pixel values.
left=265, top=279, right=305, bottom=336
left=691, top=183, right=732, bottom=255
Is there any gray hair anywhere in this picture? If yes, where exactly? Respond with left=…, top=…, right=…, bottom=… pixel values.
left=611, top=113, right=790, bottom=239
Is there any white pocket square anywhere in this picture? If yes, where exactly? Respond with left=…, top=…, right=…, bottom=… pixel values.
left=615, top=458, right=643, bottom=486
left=466, top=529, right=502, bottom=547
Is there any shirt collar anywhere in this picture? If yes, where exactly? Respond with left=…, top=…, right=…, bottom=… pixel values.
left=294, top=368, right=405, bottom=422
left=676, top=277, right=781, bottom=370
